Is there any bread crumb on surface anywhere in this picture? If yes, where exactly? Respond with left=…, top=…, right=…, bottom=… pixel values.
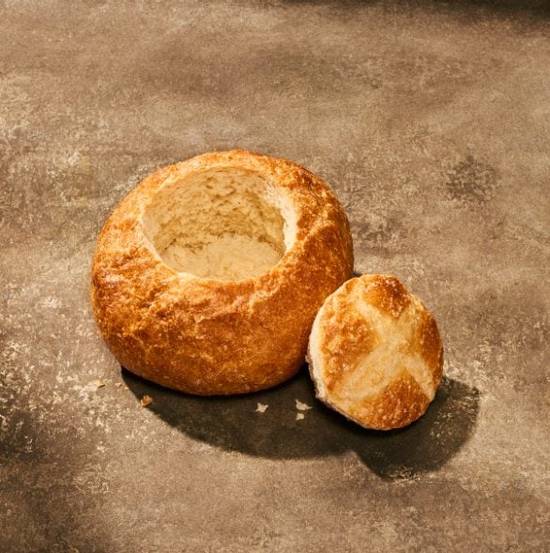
left=140, top=395, right=153, bottom=407
left=295, top=399, right=312, bottom=411
left=256, top=402, right=269, bottom=413
left=296, top=413, right=305, bottom=421
left=92, top=379, right=106, bottom=389
left=115, top=382, right=122, bottom=388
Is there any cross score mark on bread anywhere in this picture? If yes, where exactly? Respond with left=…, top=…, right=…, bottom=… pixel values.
left=309, top=275, right=443, bottom=430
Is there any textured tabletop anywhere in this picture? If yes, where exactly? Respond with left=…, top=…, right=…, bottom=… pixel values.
left=1, top=1, right=549, bottom=552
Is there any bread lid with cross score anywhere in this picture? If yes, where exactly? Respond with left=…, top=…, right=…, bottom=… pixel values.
left=307, top=274, right=444, bottom=430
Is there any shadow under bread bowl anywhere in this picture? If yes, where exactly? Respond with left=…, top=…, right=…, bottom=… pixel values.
left=308, top=274, right=444, bottom=430
left=90, top=150, right=354, bottom=395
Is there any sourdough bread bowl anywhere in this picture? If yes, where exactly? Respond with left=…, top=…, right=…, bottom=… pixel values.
left=91, top=150, right=353, bottom=395
left=308, top=274, right=443, bottom=429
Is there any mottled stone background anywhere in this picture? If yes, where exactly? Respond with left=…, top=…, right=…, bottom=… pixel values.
left=1, top=1, right=549, bottom=552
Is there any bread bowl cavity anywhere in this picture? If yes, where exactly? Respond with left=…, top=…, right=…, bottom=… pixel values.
left=142, top=168, right=297, bottom=281
left=91, top=150, right=353, bottom=395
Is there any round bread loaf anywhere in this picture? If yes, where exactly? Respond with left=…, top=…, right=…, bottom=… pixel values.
left=91, top=150, right=353, bottom=395
left=307, top=274, right=443, bottom=430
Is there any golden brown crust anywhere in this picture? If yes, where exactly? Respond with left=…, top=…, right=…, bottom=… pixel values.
left=91, top=150, right=353, bottom=395
left=308, top=274, right=443, bottom=430
left=360, top=273, right=411, bottom=319
left=349, top=372, right=430, bottom=430
left=413, top=307, right=444, bottom=389
left=314, top=282, right=380, bottom=394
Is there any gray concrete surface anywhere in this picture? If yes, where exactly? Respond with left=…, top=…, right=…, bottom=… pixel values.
left=1, top=1, right=549, bottom=551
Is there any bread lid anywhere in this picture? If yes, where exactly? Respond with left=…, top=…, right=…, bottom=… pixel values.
left=307, top=274, right=443, bottom=430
